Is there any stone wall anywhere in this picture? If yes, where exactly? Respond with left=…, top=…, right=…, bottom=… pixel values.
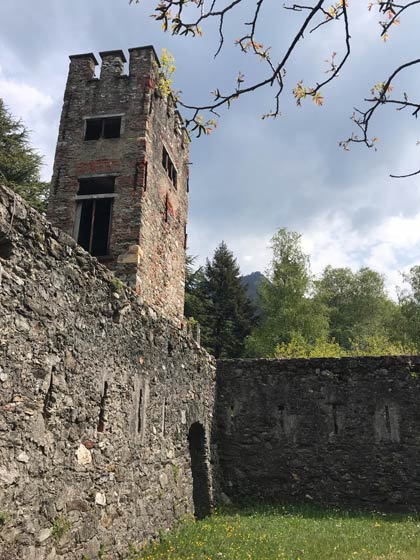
left=0, top=185, right=216, bottom=560
left=216, top=357, right=420, bottom=510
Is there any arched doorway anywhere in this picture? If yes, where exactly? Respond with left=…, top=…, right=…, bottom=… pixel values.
left=188, top=422, right=211, bottom=519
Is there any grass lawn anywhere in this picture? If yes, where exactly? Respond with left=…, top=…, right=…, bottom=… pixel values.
left=128, top=504, right=420, bottom=560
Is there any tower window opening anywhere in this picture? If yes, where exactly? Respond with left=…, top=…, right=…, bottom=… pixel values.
left=85, top=118, right=102, bottom=140
left=162, top=145, right=177, bottom=188
left=75, top=177, right=115, bottom=256
left=78, top=176, right=115, bottom=195
left=85, top=116, right=122, bottom=140
left=0, top=233, right=13, bottom=260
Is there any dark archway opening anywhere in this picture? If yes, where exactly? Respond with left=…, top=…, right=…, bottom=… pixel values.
left=0, top=233, right=12, bottom=260
left=188, top=422, right=211, bottom=519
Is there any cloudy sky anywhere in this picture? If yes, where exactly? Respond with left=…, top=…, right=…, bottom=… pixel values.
left=1, top=0, right=420, bottom=296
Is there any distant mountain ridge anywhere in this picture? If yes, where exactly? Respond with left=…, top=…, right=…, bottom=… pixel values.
left=241, top=271, right=267, bottom=316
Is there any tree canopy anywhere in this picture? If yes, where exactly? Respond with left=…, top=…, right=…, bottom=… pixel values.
left=397, top=265, right=420, bottom=348
left=313, top=265, right=396, bottom=349
left=185, top=243, right=255, bottom=358
left=185, top=229, right=420, bottom=358
left=0, top=99, right=49, bottom=213
left=245, top=228, right=329, bottom=357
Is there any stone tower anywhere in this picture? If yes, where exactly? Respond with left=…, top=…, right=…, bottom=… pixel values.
left=47, top=47, right=190, bottom=321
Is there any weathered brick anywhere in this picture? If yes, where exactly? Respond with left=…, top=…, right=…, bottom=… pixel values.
left=47, top=46, right=189, bottom=322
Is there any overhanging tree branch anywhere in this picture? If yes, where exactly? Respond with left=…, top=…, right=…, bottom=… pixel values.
left=130, top=0, right=420, bottom=176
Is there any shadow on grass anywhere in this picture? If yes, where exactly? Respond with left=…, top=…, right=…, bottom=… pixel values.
left=217, top=500, right=420, bottom=524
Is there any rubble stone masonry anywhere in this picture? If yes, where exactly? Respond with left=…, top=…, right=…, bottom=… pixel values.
left=216, top=357, right=420, bottom=510
left=2, top=184, right=420, bottom=560
left=0, top=185, right=215, bottom=560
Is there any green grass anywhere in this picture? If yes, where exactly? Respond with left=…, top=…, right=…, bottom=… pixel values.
left=129, top=504, right=420, bottom=560
left=51, top=515, right=71, bottom=541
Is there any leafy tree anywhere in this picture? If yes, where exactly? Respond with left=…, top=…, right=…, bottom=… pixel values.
left=186, top=242, right=255, bottom=358
left=275, top=332, right=416, bottom=358
left=349, top=334, right=416, bottom=356
left=245, top=228, right=329, bottom=357
left=313, top=266, right=397, bottom=349
left=398, top=265, right=420, bottom=349
left=0, top=98, right=49, bottom=213
left=131, top=0, right=420, bottom=176
left=275, top=334, right=344, bottom=359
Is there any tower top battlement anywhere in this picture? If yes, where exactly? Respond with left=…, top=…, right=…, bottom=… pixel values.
left=67, top=46, right=160, bottom=81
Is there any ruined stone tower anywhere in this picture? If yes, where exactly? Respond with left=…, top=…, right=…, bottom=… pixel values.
left=47, top=47, right=190, bottom=321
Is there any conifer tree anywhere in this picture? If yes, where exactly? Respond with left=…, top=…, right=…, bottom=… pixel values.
left=185, top=243, right=255, bottom=358
left=203, top=242, right=254, bottom=358
left=184, top=254, right=207, bottom=323
left=0, top=98, right=49, bottom=213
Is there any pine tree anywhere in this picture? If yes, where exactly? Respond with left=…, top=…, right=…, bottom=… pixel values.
left=204, top=242, right=255, bottom=358
left=185, top=243, right=255, bottom=358
left=184, top=254, right=207, bottom=322
left=0, top=98, right=49, bottom=213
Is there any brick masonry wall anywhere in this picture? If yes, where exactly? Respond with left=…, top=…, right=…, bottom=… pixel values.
left=0, top=185, right=216, bottom=560
left=137, top=92, right=189, bottom=321
left=47, top=47, right=189, bottom=322
left=216, top=357, right=420, bottom=510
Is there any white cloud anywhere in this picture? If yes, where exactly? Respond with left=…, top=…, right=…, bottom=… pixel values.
left=0, top=70, right=53, bottom=119
left=0, top=62, right=57, bottom=180
left=300, top=211, right=420, bottom=298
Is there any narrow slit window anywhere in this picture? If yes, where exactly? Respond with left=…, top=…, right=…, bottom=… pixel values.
left=143, top=161, right=148, bottom=191
left=384, top=405, right=391, bottom=434
left=161, top=398, right=167, bottom=437
left=97, top=381, right=109, bottom=433
left=162, top=145, right=177, bottom=188
left=85, top=116, right=122, bottom=140
left=42, top=373, right=54, bottom=420
left=278, top=405, right=285, bottom=432
left=164, top=193, right=169, bottom=223
left=137, top=389, right=143, bottom=434
left=331, top=403, right=339, bottom=435
left=185, top=163, right=190, bottom=192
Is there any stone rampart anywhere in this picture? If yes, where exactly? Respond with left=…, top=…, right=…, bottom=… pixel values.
left=216, top=357, right=420, bottom=510
left=0, top=185, right=216, bottom=560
